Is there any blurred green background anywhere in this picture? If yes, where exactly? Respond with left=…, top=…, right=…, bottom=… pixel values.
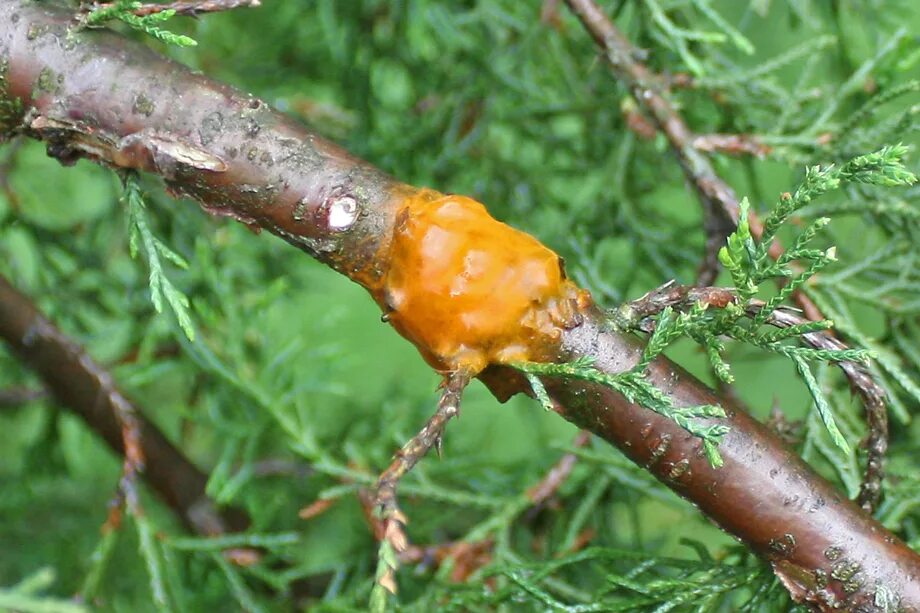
left=1, top=1, right=919, bottom=610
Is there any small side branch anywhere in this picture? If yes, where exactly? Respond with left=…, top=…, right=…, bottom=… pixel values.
left=563, top=0, right=739, bottom=285
left=692, top=134, right=772, bottom=158
left=617, top=281, right=888, bottom=512
left=526, top=430, right=592, bottom=506
left=0, top=385, right=46, bottom=407
left=563, top=0, right=887, bottom=514
left=373, top=370, right=470, bottom=594
left=354, top=429, right=591, bottom=585
left=0, top=273, right=249, bottom=536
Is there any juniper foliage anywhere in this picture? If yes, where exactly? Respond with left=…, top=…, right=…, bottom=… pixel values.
left=525, top=147, right=913, bottom=464
left=1, top=1, right=920, bottom=611
left=81, top=1, right=197, bottom=47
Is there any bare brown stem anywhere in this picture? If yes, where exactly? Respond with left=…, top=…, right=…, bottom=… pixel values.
left=561, top=0, right=738, bottom=286
left=692, top=133, right=772, bottom=158
left=355, top=429, right=590, bottom=584
left=0, top=385, right=46, bottom=406
left=0, top=274, right=249, bottom=535
left=526, top=429, right=591, bottom=506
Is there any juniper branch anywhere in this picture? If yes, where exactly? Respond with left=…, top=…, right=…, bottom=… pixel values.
left=122, top=171, right=196, bottom=340
left=0, top=273, right=249, bottom=536
left=562, top=0, right=739, bottom=285
left=372, top=370, right=469, bottom=606
left=0, top=273, right=332, bottom=602
left=563, top=0, right=905, bottom=517
left=562, top=0, right=830, bottom=324
left=1, top=4, right=918, bottom=610
left=80, top=0, right=198, bottom=47
left=84, top=0, right=260, bottom=18
left=616, top=281, right=891, bottom=512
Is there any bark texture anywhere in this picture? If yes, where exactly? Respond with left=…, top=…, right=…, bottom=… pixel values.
left=1, top=2, right=918, bottom=610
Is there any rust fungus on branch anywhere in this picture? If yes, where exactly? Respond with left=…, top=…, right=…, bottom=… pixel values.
left=375, top=189, right=592, bottom=375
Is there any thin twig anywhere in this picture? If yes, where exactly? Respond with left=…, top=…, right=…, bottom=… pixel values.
left=563, top=0, right=738, bottom=286
left=398, top=539, right=494, bottom=582
left=84, top=0, right=260, bottom=18
left=692, top=134, right=772, bottom=158
left=526, top=430, right=592, bottom=506
left=355, top=429, right=591, bottom=584
left=563, top=0, right=827, bottom=319
left=540, top=0, right=562, bottom=28
left=373, top=370, right=470, bottom=593
left=358, top=488, right=495, bottom=582
left=614, top=281, right=735, bottom=325
left=563, top=0, right=887, bottom=513
left=0, top=385, right=46, bottom=407
left=618, top=281, right=888, bottom=511
left=109, top=376, right=147, bottom=534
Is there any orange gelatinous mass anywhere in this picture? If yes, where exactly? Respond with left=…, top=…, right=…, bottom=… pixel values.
left=377, top=190, right=591, bottom=374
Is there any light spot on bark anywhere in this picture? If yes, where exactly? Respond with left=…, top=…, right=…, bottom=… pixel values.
left=328, top=195, right=357, bottom=230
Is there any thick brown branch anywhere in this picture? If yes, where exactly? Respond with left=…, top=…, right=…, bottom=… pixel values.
left=1, top=4, right=917, bottom=610
left=0, top=274, right=249, bottom=536
left=519, top=307, right=918, bottom=611
left=0, top=274, right=336, bottom=601
left=617, top=281, right=889, bottom=513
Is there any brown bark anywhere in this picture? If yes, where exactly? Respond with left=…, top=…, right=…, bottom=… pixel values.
left=534, top=308, right=915, bottom=610
left=1, top=2, right=918, bottom=610
left=561, top=0, right=888, bottom=515
left=559, top=1, right=822, bottom=304
left=0, top=274, right=249, bottom=536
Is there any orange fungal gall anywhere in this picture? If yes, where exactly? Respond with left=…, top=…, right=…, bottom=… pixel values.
left=376, top=190, right=591, bottom=374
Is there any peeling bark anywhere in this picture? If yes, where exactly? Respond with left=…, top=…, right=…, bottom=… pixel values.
left=1, top=2, right=918, bottom=610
